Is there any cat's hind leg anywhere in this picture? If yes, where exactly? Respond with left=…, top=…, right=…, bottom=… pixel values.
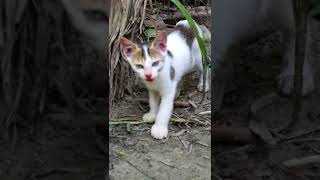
left=195, top=55, right=210, bottom=92
left=175, top=80, right=183, bottom=99
left=192, top=37, right=209, bottom=92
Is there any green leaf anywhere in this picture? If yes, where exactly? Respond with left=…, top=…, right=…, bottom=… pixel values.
left=144, top=28, right=157, bottom=39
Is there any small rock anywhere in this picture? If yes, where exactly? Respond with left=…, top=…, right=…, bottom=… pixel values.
left=124, top=138, right=138, bottom=146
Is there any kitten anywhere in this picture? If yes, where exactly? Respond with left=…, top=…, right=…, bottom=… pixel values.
left=119, top=20, right=209, bottom=139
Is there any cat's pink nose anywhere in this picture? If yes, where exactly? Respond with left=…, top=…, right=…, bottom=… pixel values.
left=145, top=74, right=153, bottom=81
left=145, top=74, right=152, bottom=78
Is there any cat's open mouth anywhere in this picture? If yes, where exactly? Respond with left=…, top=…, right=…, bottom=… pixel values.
left=145, top=78, right=154, bottom=81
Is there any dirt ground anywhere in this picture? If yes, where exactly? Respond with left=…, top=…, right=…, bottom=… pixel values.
left=109, top=72, right=212, bottom=180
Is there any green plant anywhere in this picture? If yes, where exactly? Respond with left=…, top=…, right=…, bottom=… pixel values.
left=144, top=28, right=157, bottom=41
left=170, top=0, right=209, bottom=103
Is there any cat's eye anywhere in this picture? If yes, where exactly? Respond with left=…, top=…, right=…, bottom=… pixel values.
left=136, top=64, right=144, bottom=69
left=152, top=61, right=159, bottom=66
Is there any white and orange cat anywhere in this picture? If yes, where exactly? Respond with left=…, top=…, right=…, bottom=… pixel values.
left=119, top=20, right=209, bottom=139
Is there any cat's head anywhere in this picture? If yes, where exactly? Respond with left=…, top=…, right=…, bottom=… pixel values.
left=119, top=32, right=167, bottom=82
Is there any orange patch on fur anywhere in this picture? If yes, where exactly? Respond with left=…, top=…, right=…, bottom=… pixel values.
left=131, top=47, right=165, bottom=65
left=131, top=49, right=145, bottom=64
left=148, top=48, right=164, bottom=60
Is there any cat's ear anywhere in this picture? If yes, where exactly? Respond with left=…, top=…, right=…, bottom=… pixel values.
left=151, top=31, right=167, bottom=54
left=119, top=37, right=138, bottom=61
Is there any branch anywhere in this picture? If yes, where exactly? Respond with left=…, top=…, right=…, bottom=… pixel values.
left=109, top=118, right=187, bottom=125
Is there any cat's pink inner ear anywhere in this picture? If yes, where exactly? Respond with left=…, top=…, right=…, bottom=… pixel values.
left=119, top=37, right=136, bottom=60
left=153, top=31, right=167, bottom=52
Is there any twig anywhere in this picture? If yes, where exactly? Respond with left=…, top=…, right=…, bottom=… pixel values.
left=189, top=117, right=208, bottom=126
left=109, top=135, right=130, bottom=139
left=157, top=159, right=177, bottom=168
left=109, top=118, right=187, bottom=125
left=126, top=160, right=154, bottom=179
left=198, top=110, right=211, bottom=115
left=196, top=141, right=209, bottom=147
left=163, top=10, right=212, bottom=24
left=139, top=0, right=148, bottom=34
left=187, top=143, right=193, bottom=154
left=283, top=155, right=320, bottom=168
left=171, top=129, right=187, bottom=137
left=136, top=98, right=190, bottom=107
left=148, top=0, right=153, bottom=12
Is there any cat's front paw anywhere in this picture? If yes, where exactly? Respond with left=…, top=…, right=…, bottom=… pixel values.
left=151, top=124, right=168, bottom=139
left=143, top=113, right=156, bottom=121
left=197, top=82, right=209, bottom=92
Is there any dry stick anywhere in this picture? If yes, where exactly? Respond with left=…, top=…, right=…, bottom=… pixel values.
left=164, top=11, right=212, bottom=23
left=109, top=118, right=187, bottom=125
left=198, top=110, right=211, bottom=115
left=148, top=0, right=153, bottom=12
left=136, top=98, right=190, bottom=107
left=125, top=160, right=154, bottom=180
left=139, top=0, right=147, bottom=34
left=283, top=155, right=320, bottom=168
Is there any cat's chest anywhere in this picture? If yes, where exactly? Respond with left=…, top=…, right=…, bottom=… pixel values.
left=143, top=79, right=172, bottom=93
left=144, top=81, right=159, bottom=91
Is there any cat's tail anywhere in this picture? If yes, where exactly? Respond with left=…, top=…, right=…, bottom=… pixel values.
left=175, top=20, right=211, bottom=42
